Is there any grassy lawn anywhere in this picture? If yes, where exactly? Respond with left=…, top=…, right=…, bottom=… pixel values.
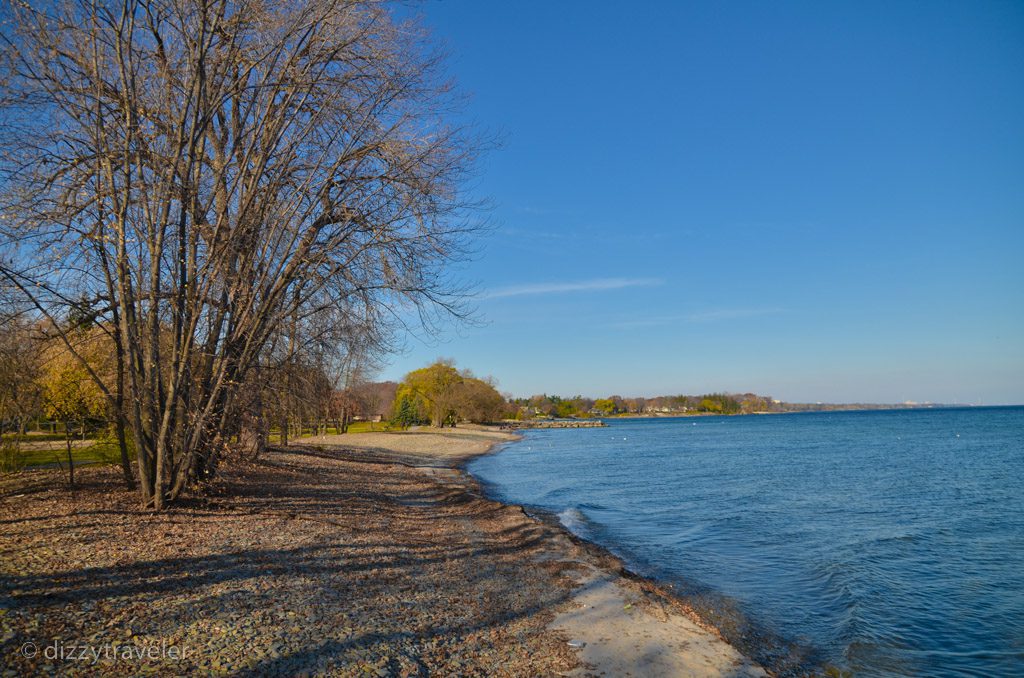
left=1, top=431, right=70, bottom=443
left=2, top=440, right=128, bottom=471
left=23, top=441, right=126, bottom=468
left=342, top=421, right=390, bottom=434
left=266, top=422, right=391, bottom=443
left=4, top=423, right=392, bottom=472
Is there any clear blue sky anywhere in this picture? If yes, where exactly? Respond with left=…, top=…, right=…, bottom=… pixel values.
left=380, top=0, right=1024, bottom=405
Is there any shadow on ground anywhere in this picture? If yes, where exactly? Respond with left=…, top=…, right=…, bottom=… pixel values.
left=0, top=446, right=580, bottom=676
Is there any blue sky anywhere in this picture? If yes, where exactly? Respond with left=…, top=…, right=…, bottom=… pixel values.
left=380, top=0, right=1024, bottom=404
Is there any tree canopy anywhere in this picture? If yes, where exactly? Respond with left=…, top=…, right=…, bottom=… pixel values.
left=392, top=361, right=506, bottom=427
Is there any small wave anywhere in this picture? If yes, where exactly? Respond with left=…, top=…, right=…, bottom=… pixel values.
left=558, top=507, right=590, bottom=536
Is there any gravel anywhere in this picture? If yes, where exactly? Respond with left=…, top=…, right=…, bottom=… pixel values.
left=0, top=441, right=580, bottom=677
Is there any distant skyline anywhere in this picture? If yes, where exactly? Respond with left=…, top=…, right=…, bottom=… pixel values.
left=381, top=0, right=1024, bottom=404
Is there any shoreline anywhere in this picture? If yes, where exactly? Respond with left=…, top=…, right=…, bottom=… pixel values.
left=309, top=425, right=768, bottom=676
left=603, top=403, right=989, bottom=419
left=1, top=425, right=766, bottom=676
left=450, top=427, right=818, bottom=677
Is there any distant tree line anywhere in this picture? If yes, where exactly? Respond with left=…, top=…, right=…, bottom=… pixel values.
left=506, top=392, right=774, bottom=418
left=498, top=392, right=933, bottom=418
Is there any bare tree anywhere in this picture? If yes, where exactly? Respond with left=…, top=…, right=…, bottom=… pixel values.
left=0, top=316, right=43, bottom=436
left=0, top=0, right=481, bottom=508
left=351, top=380, right=398, bottom=422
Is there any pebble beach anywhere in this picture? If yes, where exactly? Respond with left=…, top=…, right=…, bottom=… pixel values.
left=0, top=426, right=762, bottom=676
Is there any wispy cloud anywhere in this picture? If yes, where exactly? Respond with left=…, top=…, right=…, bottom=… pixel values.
left=686, top=307, right=785, bottom=322
left=611, top=307, right=785, bottom=329
left=483, top=277, right=663, bottom=300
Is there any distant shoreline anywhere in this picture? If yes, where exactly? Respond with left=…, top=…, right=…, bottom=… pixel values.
left=561, top=403, right=998, bottom=421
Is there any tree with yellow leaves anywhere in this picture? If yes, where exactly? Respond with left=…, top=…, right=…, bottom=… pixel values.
left=40, top=343, right=107, bottom=487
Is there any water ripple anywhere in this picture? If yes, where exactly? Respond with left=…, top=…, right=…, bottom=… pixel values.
left=468, top=407, right=1024, bottom=676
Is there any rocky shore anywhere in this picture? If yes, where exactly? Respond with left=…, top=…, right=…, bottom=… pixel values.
left=0, top=426, right=764, bottom=677
left=499, top=421, right=607, bottom=429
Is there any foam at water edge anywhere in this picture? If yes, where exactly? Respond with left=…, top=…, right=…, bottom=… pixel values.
left=558, top=507, right=589, bottom=537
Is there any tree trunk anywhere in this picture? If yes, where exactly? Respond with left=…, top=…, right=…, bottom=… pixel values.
left=239, top=395, right=268, bottom=459
left=114, top=338, right=135, bottom=488
left=115, top=414, right=133, bottom=488
left=240, top=421, right=267, bottom=459
left=65, top=424, right=74, bottom=488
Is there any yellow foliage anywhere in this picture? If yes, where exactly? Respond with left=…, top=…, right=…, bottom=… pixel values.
left=40, top=332, right=111, bottom=423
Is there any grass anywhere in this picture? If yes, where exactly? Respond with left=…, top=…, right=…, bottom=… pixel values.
left=1, top=437, right=130, bottom=472
left=267, top=431, right=336, bottom=444
left=20, top=441, right=127, bottom=468
left=1, top=431, right=70, bottom=443
left=267, top=421, right=391, bottom=443
left=343, top=421, right=390, bottom=434
left=4, top=421, right=391, bottom=472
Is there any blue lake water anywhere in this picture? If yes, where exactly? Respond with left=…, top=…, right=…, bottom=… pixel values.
left=467, top=408, right=1024, bottom=677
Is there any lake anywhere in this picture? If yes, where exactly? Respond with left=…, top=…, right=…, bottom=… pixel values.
left=467, top=408, right=1024, bottom=676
